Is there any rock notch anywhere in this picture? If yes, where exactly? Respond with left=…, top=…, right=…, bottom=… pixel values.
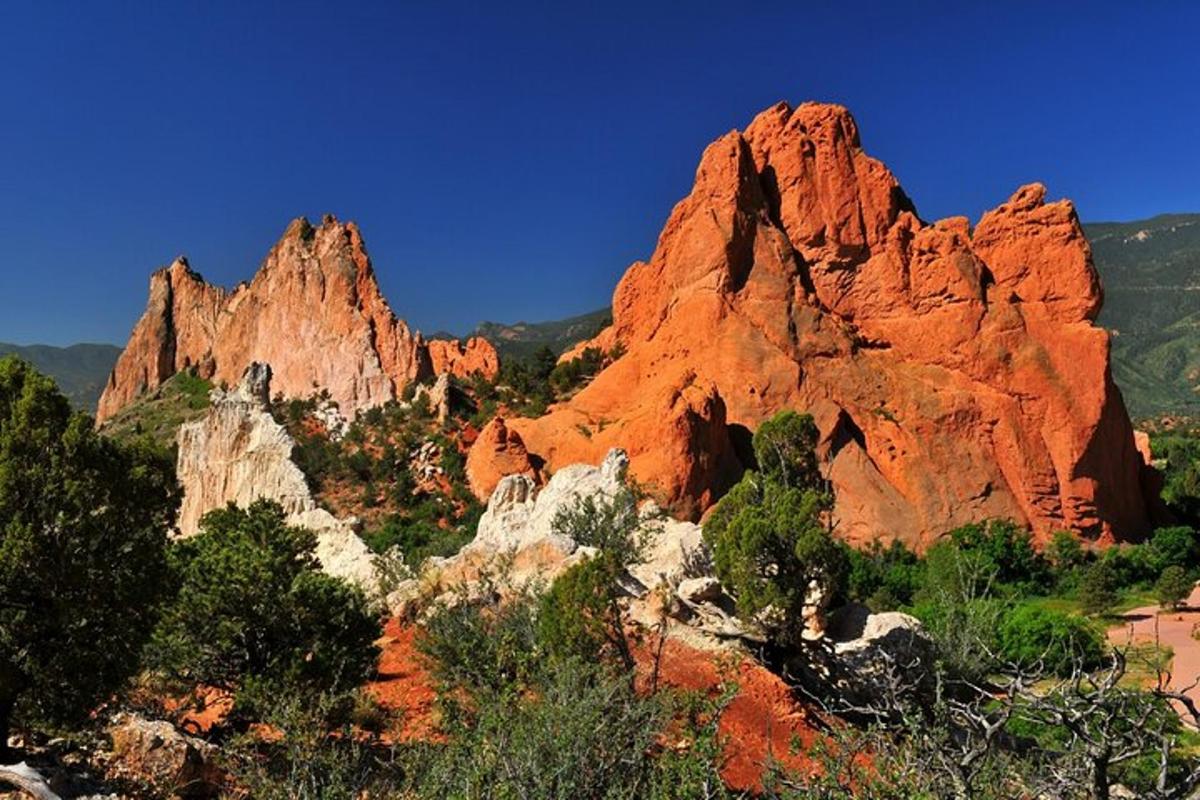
left=485, top=101, right=1155, bottom=547
left=98, top=215, right=499, bottom=423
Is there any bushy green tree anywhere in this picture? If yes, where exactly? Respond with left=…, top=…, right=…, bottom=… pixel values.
left=845, top=539, right=922, bottom=611
left=1155, top=565, right=1193, bottom=611
left=0, top=357, right=179, bottom=756
left=1149, top=525, right=1199, bottom=573
left=144, top=501, right=380, bottom=717
left=1080, top=559, right=1119, bottom=617
left=1155, top=433, right=1200, bottom=525
left=704, top=411, right=847, bottom=645
left=1047, top=529, right=1086, bottom=572
left=996, top=603, right=1103, bottom=675
left=946, top=518, right=1049, bottom=592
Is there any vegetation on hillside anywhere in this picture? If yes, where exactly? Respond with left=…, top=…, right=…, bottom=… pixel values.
left=470, top=306, right=611, bottom=362
left=0, top=342, right=121, bottom=412
left=468, top=342, right=624, bottom=420
left=1087, top=214, right=1200, bottom=418
left=99, top=368, right=214, bottom=451
left=271, top=386, right=485, bottom=567
left=8, top=355, right=1200, bottom=799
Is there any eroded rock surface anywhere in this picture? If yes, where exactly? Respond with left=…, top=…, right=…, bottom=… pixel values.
left=106, top=713, right=221, bottom=799
left=98, top=216, right=499, bottom=423
left=494, top=101, right=1153, bottom=547
left=464, top=417, right=540, bottom=501
left=175, top=363, right=377, bottom=590
left=389, top=449, right=740, bottom=644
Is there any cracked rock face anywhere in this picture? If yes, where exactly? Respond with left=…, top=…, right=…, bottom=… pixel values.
left=493, top=101, right=1154, bottom=548
left=175, top=363, right=378, bottom=591
left=98, top=216, right=499, bottom=424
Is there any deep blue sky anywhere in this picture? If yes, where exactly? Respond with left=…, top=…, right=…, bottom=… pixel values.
left=2, top=2, right=1198, bottom=346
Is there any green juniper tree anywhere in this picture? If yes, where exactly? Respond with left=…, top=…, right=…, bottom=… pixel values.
left=703, top=410, right=847, bottom=646
left=0, top=356, right=179, bottom=758
left=144, top=500, right=380, bottom=720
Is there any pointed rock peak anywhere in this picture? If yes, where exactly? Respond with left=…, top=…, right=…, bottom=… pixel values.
left=1004, top=183, right=1048, bottom=213
left=792, top=102, right=861, bottom=144
left=161, top=255, right=205, bottom=284
left=233, top=362, right=272, bottom=407
left=284, top=216, right=315, bottom=241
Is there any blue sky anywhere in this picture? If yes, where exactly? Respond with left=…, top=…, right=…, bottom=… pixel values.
left=1, top=1, right=1198, bottom=346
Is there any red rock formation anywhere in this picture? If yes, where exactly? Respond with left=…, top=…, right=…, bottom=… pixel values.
left=490, top=101, right=1152, bottom=547
left=428, top=336, right=501, bottom=379
left=98, top=216, right=499, bottom=423
left=465, top=417, right=540, bottom=500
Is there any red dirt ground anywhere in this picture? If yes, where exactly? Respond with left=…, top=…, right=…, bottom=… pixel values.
left=1109, top=582, right=1200, bottom=721
left=367, top=618, right=823, bottom=791
left=366, top=619, right=441, bottom=741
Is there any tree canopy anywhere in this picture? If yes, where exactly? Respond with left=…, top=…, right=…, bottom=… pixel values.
left=0, top=356, right=179, bottom=755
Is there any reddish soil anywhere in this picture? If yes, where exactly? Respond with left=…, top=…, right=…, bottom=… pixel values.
left=366, top=619, right=441, bottom=741
left=368, top=618, right=824, bottom=791
left=639, top=637, right=823, bottom=791
left=1108, top=583, right=1200, bottom=717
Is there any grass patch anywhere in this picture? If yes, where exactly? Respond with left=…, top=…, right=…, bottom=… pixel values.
left=100, top=371, right=214, bottom=450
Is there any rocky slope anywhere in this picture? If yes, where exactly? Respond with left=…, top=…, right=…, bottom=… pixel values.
left=482, top=101, right=1155, bottom=547
left=97, top=216, right=499, bottom=424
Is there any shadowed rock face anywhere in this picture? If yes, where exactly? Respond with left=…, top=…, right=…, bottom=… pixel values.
left=97, top=215, right=499, bottom=423
left=489, top=101, right=1153, bottom=548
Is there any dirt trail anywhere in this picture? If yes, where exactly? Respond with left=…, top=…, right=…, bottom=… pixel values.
left=1108, top=583, right=1200, bottom=712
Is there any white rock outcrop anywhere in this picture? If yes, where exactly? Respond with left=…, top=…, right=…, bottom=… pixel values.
left=388, top=448, right=730, bottom=634
left=175, top=363, right=378, bottom=591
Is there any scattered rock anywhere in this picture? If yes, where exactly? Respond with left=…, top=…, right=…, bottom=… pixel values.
left=392, top=449, right=724, bottom=636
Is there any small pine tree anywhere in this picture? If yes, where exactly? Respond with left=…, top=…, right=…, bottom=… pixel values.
left=1155, top=565, right=1193, bottom=611
left=1080, top=560, right=1118, bottom=617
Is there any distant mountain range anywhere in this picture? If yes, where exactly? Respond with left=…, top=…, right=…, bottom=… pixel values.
left=4, top=215, right=1195, bottom=420
left=1085, top=214, right=1200, bottom=419
left=0, top=342, right=121, bottom=412
left=467, top=308, right=612, bottom=362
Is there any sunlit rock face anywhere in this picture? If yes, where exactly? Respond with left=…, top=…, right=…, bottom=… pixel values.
left=98, top=215, right=498, bottom=423
left=497, top=101, right=1153, bottom=548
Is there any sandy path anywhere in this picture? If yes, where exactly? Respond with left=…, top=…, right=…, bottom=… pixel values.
left=1107, top=583, right=1200, bottom=712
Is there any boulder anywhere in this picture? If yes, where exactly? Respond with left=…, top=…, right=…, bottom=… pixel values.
left=106, top=713, right=221, bottom=798
left=98, top=216, right=499, bottom=424
left=817, top=604, right=936, bottom=703
left=465, top=417, right=540, bottom=501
